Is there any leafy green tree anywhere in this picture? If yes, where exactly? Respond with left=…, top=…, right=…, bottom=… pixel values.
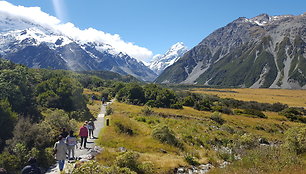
left=116, top=83, right=145, bottom=105
left=0, top=100, right=17, bottom=150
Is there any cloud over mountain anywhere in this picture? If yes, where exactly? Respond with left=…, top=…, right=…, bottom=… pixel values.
left=0, top=1, right=153, bottom=61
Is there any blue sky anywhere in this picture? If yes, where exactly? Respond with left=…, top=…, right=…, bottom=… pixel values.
left=4, top=0, right=306, bottom=62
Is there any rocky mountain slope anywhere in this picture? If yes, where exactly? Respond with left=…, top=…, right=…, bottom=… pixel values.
left=156, top=13, right=306, bottom=89
left=0, top=11, right=157, bottom=82
left=149, top=42, right=188, bottom=75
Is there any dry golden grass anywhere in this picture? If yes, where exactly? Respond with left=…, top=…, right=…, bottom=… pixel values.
left=83, top=88, right=101, bottom=96
left=139, top=153, right=186, bottom=174
left=192, top=88, right=306, bottom=107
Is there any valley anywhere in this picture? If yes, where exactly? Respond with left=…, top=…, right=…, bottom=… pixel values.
left=0, top=1, right=305, bottom=173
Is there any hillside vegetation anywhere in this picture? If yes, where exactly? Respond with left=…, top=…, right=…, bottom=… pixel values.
left=0, top=58, right=132, bottom=173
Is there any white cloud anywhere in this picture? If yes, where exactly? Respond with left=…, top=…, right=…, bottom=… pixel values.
left=0, top=1, right=153, bottom=61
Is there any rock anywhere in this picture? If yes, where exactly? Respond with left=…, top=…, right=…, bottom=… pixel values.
left=177, top=167, right=185, bottom=173
left=199, top=163, right=213, bottom=171
left=220, top=161, right=230, bottom=168
left=79, top=158, right=90, bottom=162
left=258, top=138, right=270, bottom=145
left=160, top=149, right=167, bottom=153
left=118, top=147, right=127, bottom=152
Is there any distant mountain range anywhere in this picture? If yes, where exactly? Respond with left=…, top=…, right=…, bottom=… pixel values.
left=156, top=13, right=306, bottom=89
left=149, top=42, right=188, bottom=75
left=0, top=10, right=157, bottom=82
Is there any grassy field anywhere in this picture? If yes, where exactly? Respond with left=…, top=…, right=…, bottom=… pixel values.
left=191, top=88, right=306, bottom=107
left=96, top=100, right=305, bottom=173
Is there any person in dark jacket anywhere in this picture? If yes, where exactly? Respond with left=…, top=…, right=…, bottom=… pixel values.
left=21, top=157, right=41, bottom=174
left=60, top=128, right=69, bottom=138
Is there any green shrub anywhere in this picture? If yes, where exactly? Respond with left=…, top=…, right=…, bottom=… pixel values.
left=184, top=154, right=200, bottom=166
left=135, top=117, right=146, bottom=123
left=152, top=125, right=183, bottom=149
left=211, top=105, right=233, bottom=115
left=105, top=106, right=113, bottom=116
left=217, top=151, right=235, bottom=162
left=141, top=106, right=154, bottom=116
left=280, top=107, right=306, bottom=123
left=71, top=160, right=104, bottom=174
left=243, top=109, right=267, bottom=118
left=115, top=151, right=154, bottom=174
left=238, top=134, right=258, bottom=149
left=170, top=103, right=183, bottom=109
left=0, top=99, right=17, bottom=148
left=0, top=151, right=19, bottom=173
left=284, top=126, right=306, bottom=154
left=194, top=99, right=212, bottom=111
left=115, top=122, right=134, bottom=135
left=182, top=96, right=195, bottom=107
left=210, top=112, right=225, bottom=125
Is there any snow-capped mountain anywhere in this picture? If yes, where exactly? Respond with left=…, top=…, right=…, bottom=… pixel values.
left=156, top=13, right=306, bottom=89
left=0, top=1, right=157, bottom=81
left=149, top=42, right=188, bottom=75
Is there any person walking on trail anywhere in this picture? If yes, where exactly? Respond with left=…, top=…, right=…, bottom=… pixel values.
left=88, top=120, right=95, bottom=139
left=21, top=157, right=41, bottom=174
left=66, top=130, right=77, bottom=160
left=79, top=122, right=88, bottom=149
left=54, top=135, right=67, bottom=172
left=102, top=96, right=106, bottom=105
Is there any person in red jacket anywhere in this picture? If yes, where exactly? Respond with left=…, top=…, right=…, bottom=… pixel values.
left=79, top=122, right=88, bottom=149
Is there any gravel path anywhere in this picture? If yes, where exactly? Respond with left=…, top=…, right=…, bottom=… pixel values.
left=46, top=101, right=110, bottom=173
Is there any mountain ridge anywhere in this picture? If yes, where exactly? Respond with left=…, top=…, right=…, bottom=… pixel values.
left=0, top=4, right=157, bottom=82
left=156, top=13, right=306, bottom=89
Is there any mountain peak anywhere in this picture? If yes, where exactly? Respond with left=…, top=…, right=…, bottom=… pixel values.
left=149, top=42, right=188, bottom=75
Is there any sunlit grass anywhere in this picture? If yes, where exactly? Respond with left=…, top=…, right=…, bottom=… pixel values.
left=192, top=88, right=306, bottom=107
left=97, top=101, right=304, bottom=173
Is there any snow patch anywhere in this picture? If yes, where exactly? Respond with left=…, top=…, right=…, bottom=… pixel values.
left=149, top=42, right=188, bottom=74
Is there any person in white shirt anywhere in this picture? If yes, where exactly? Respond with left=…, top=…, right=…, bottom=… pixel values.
left=66, top=131, right=77, bottom=160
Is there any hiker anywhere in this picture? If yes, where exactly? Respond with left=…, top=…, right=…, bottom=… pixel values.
left=102, top=96, right=106, bottom=104
left=60, top=128, right=69, bottom=138
left=88, top=120, right=95, bottom=138
left=79, top=122, right=88, bottom=149
left=66, top=130, right=77, bottom=160
left=0, top=168, right=7, bottom=174
left=21, top=157, right=41, bottom=174
left=54, top=135, right=67, bottom=172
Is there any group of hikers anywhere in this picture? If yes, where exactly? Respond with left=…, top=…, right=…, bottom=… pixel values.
left=53, top=120, right=96, bottom=172
left=11, top=119, right=96, bottom=173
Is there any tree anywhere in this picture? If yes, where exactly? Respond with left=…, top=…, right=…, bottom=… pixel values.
left=0, top=100, right=17, bottom=150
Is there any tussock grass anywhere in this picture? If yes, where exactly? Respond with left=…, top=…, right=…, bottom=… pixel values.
left=97, top=101, right=305, bottom=173
left=192, top=88, right=306, bottom=107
